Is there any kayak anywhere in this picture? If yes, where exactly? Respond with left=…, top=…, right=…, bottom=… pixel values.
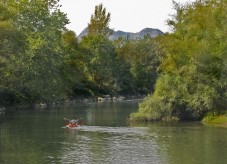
left=64, top=118, right=83, bottom=128
left=67, top=123, right=78, bottom=127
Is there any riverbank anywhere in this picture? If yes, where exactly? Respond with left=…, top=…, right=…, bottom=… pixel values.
left=129, top=106, right=227, bottom=128
left=0, top=94, right=145, bottom=112
left=202, top=113, right=227, bottom=128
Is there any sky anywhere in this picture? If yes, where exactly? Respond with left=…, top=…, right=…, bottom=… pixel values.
left=59, top=0, right=195, bottom=35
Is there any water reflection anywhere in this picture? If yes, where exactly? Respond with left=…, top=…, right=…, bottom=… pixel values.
left=147, top=122, right=227, bottom=164
left=85, top=101, right=138, bottom=126
left=0, top=102, right=227, bottom=164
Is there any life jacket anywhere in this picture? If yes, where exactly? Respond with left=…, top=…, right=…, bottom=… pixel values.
left=68, top=123, right=77, bottom=127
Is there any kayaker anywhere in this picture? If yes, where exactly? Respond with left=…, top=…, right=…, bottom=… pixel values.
left=64, top=118, right=81, bottom=127
left=70, top=119, right=77, bottom=124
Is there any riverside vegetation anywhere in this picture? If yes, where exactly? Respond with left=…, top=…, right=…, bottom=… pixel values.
left=0, top=0, right=226, bottom=124
left=0, top=1, right=159, bottom=107
left=130, top=0, right=227, bottom=123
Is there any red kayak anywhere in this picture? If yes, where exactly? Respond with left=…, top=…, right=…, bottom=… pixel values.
left=67, top=123, right=78, bottom=127
left=65, top=118, right=83, bottom=128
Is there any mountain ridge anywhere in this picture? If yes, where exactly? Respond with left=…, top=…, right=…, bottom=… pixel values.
left=78, top=27, right=164, bottom=41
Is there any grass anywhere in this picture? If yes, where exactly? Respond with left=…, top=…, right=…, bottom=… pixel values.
left=202, top=112, right=227, bottom=127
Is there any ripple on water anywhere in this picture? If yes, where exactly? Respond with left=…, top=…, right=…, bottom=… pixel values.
left=58, top=126, right=167, bottom=164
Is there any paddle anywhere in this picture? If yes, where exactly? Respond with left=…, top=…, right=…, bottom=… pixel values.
left=64, top=118, right=69, bottom=121
left=76, top=118, right=83, bottom=125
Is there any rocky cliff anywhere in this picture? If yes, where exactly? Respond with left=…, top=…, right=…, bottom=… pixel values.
left=78, top=27, right=164, bottom=41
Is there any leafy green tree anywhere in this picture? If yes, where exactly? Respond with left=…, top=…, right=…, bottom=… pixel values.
left=81, top=35, right=117, bottom=95
left=0, top=3, right=23, bottom=105
left=80, top=4, right=117, bottom=96
left=88, top=3, right=112, bottom=37
left=113, top=38, right=134, bottom=94
left=1, top=0, right=69, bottom=104
left=115, top=37, right=161, bottom=94
left=61, top=30, right=93, bottom=97
left=130, top=0, right=227, bottom=121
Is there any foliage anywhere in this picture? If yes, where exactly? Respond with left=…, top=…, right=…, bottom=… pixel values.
left=131, top=0, right=227, bottom=121
left=0, top=0, right=69, bottom=105
left=115, top=36, right=162, bottom=94
left=88, top=3, right=112, bottom=37
left=81, top=35, right=117, bottom=95
left=0, top=1, right=162, bottom=107
left=202, top=112, right=227, bottom=126
left=61, top=30, right=94, bottom=97
left=0, top=3, right=25, bottom=105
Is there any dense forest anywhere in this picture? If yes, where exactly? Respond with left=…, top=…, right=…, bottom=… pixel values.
left=0, top=1, right=159, bottom=107
left=0, top=0, right=226, bottom=122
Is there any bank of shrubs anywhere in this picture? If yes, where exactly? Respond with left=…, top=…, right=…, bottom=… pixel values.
left=130, top=0, right=227, bottom=121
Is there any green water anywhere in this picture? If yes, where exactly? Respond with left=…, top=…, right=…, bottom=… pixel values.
left=0, top=100, right=227, bottom=164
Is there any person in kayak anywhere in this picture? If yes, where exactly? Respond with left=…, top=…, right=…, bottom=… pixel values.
left=64, top=118, right=82, bottom=127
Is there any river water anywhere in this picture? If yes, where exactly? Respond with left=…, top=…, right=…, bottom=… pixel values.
left=0, top=100, right=227, bottom=164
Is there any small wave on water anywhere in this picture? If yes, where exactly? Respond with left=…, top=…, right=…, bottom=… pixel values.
left=62, top=125, right=160, bottom=140
left=79, top=126, right=147, bottom=134
left=57, top=125, right=167, bottom=164
left=62, top=125, right=148, bottom=134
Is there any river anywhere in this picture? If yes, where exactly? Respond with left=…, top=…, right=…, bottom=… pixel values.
left=0, top=100, right=227, bottom=164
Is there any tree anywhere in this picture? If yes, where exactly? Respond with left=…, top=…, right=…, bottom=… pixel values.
left=88, top=3, right=112, bottom=37
left=81, top=35, right=117, bottom=95
left=115, top=37, right=161, bottom=94
left=1, top=0, right=70, bottom=104
left=61, top=30, right=92, bottom=97
left=80, top=4, right=117, bottom=95
left=130, top=0, right=227, bottom=121
left=0, top=3, right=25, bottom=105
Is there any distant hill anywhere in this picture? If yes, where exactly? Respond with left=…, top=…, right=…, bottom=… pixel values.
left=78, top=27, right=164, bottom=41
